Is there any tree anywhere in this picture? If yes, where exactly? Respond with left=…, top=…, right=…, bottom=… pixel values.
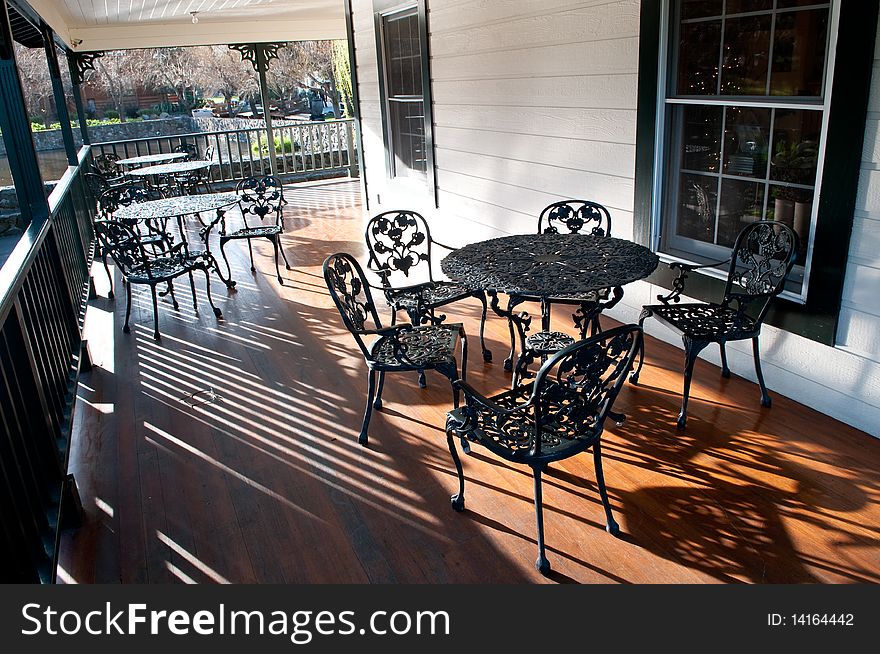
left=189, top=46, right=259, bottom=114
left=13, top=42, right=55, bottom=127
left=332, top=40, right=352, bottom=117
left=146, top=48, right=201, bottom=114
left=87, top=50, right=146, bottom=121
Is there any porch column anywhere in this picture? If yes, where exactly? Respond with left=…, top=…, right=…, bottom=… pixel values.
left=41, top=24, right=77, bottom=165
left=66, top=51, right=103, bottom=146
left=230, top=43, right=285, bottom=177
left=0, top=0, right=48, bottom=227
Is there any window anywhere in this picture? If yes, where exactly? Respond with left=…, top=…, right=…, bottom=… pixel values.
left=655, top=0, right=835, bottom=299
left=375, top=0, right=436, bottom=199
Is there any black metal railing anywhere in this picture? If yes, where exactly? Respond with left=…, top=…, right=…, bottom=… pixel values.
left=92, top=118, right=359, bottom=184
left=0, top=147, right=94, bottom=583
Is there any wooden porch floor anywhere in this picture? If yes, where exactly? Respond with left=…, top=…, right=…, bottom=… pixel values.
left=60, top=179, right=880, bottom=584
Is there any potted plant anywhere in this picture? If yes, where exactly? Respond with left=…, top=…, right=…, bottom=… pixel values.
left=770, top=139, right=817, bottom=243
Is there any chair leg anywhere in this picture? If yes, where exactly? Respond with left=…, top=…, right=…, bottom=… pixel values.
left=247, top=239, right=256, bottom=273
left=102, top=252, right=114, bottom=299
left=201, top=268, right=222, bottom=318
left=278, top=238, right=292, bottom=270
left=504, top=297, right=517, bottom=372
left=753, top=336, right=771, bottom=408
left=168, top=281, right=179, bottom=311
left=719, top=342, right=731, bottom=378
left=270, top=236, right=283, bottom=284
left=477, top=291, right=492, bottom=362
left=447, top=430, right=466, bottom=512
left=373, top=371, right=385, bottom=410
left=219, top=237, right=234, bottom=282
left=629, top=308, right=651, bottom=384
left=149, top=285, right=161, bottom=340
left=678, top=338, right=706, bottom=429
left=358, top=370, right=377, bottom=446
left=593, top=442, right=619, bottom=536
left=531, top=464, right=551, bottom=576
left=188, top=272, right=198, bottom=312
left=123, top=282, right=132, bottom=334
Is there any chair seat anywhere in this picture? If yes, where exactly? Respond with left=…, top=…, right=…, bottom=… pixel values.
left=226, top=225, right=282, bottom=238
left=649, top=302, right=758, bottom=339
left=128, top=256, right=191, bottom=282
left=387, top=281, right=472, bottom=310
left=448, top=381, right=599, bottom=461
left=525, top=330, right=576, bottom=354
left=369, top=323, right=461, bottom=369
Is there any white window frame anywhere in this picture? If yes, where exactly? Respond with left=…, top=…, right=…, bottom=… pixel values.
left=650, top=0, right=842, bottom=303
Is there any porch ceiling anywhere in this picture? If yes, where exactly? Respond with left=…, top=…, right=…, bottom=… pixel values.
left=25, top=0, right=345, bottom=51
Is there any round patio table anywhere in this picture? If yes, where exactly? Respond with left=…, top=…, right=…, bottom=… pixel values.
left=442, top=233, right=658, bottom=387
left=116, top=152, right=187, bottom=167
left=114, top=191, right=241, bottom=288
left=127, top=160, right=213, bottom=177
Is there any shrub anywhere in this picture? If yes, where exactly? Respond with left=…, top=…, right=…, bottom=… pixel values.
left=104, top=110, right=119, bottom=120
left=251, top=135, right=300, bottom=156
left=125, top=106, right=140, bottom=119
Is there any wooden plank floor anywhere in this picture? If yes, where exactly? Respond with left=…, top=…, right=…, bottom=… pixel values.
left=59, top=179, right=880, bottom=584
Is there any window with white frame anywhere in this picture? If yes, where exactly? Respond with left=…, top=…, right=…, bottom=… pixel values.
left=656, top=0, right=835, bottom=299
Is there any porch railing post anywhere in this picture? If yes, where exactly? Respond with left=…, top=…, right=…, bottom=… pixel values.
left=255, top=45, right=279, bottom=177
left=0, top=0, right=49, bottom=228
left=42, top=24, right=77, bottom=165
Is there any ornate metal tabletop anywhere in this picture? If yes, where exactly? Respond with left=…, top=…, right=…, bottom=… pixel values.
left=441, top=233, right=659, bottom=297
left=116, top=152, right=187, bottom=166
left=128, top=160, right=213, bottom=176
left=113, top=191, right=240, bottom=222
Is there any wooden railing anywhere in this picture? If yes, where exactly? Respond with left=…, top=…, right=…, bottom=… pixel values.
left=92, top=118, right=359, bottom=184
left=0, top=147, right=94, bottom=582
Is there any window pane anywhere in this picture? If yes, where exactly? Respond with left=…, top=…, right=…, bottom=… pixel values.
left=767, top=185, right=812, bottom=264
left=676, top=173, right=718, bottom=244
left=723, top=106, right=770, bottom=178
left=680, top=104, right=723, bottom=172
left=726, top=0, right=773, bottom=13
left=721, top=14, right=772, bottom=95
left=777, top=0, right=826, bottom=8
left=390, top=100, right=427, bottom=180
left=770, top=9, right=828, bottom=97
left=676, top=20, right=721, bottom=95
left=769, top=109, right=821, bottom=185
left=680, top=0, right=723, bottom=20
left=717, top=178, right=764, bottom=247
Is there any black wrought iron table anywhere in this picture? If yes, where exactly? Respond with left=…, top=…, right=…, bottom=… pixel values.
left=441, top=233, right=658, bottom=381
left=127, top=160, right=213, bottom=177
left=113, top=191, right=242, bottom=288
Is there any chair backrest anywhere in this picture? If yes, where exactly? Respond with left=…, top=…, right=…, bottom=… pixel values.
left=364, top=210, right=434, bottom=287
left=323, top=253, right=383, bottom=359
left=236, top=175, right=284, bottom=224
left=92, top=153, right=122, bottom=177
left=722, top=220, right=798, bottom=322
left=174, top=142, right=199, bottom=161
left=203, top=144, right=215, bottom=162
left=538, top=200, right=612, bottom=237
left=94, top=220, right=152, bottom=277
left=529, top=324, right=642, bottom=455
left=83, top=172, right=110, bottom=200
left=97, top=185, right=152, bottom=218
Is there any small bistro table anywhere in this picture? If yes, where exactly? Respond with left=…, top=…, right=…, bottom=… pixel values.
left=113, top=192, right=242, bottom=288
left=441, top=233, right=659, bottom=382
left=115, top=152, right=187, bottom=168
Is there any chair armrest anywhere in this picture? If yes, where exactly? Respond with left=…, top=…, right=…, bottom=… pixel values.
left=431, top=239, right=457, bottom=252
left=453, top=379, right=531, bottom=416
left=657, top=258, right=730, bottom=305
left=358, top=323, right=413, bottom=337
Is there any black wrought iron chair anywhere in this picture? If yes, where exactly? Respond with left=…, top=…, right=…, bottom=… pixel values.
left=631, top=220, right=798, bottom=428
left=220, top=176, right=291, bottom=283
left=83, top=171, right=130, bottom=204
left=506, top=200, right=622, bottom=383
left=91, top=152, right=126, bottom=184
left=365, top=210, right=491, bottom=378
left=324, top=252, right=468, bottom=446
left=95, top=220, right=222, bottom=340
left=174, top=142, right=199, bottom=161
left=97, top=185, right=171, bottom=296
left=446, top=323, right=641, bottom=575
